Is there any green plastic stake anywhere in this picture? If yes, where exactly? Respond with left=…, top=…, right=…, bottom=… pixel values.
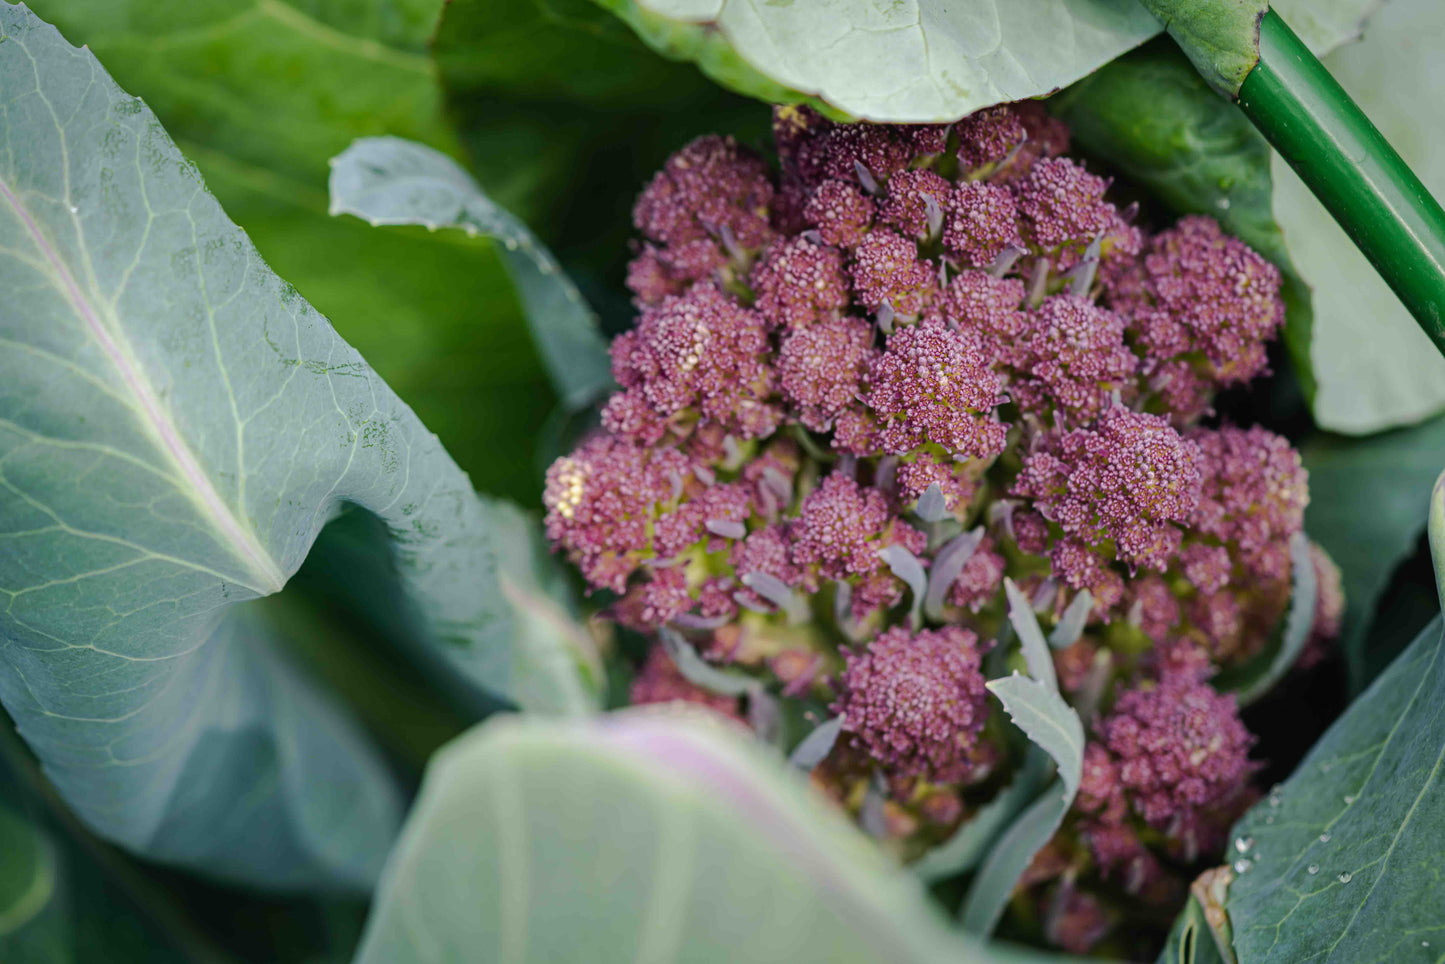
left=1237, top=9, right=1445, bottom=358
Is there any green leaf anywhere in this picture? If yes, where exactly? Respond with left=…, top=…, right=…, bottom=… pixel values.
left=959, top=646, right=1085, bottom=934
left=328, top=137, right=612, bottom=410
left=0, top=719, right=227, bottom=964
left=587, top=0, right=1382, bottom=124
left=432, top=0, right=774, bottom=344
left=354, top=707, right=1033, bottom=964
left=592, top=0, right=1162, bottom=123
left=1227, top=480, right=1445, bottom=960
left=1274, top=0, right=1445, bottom=434
left=1002, top=578, right=1058, bottom=691
left=0, top=802, right=57, bottom=948
left=1226, top=615, right=1445, bottom=960
left=28, top=0, right=559, bottom=501
left=1157, top=869, right=1236, bottom=964
left=1300, top=416, right=1445, bottom=691
left=1215, top=531, right=1317, bottom=705
left=1135, top=0, right=1267, bottom=97
left=0, top=5, right=593, bottom=890
left=912, top=747, right=1050, bottom=883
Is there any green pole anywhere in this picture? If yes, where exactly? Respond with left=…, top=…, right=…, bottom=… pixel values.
left=1237, top=9, right=1445, bottom=357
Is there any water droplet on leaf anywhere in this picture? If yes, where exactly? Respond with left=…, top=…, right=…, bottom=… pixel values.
left=1337, top=872, right=1352, bottom=883
left=1307, top=864, right=1319, bottom=875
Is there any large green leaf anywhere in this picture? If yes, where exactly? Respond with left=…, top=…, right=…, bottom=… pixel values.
left=28, top=0, right=558, bottom=501
left=1274, top=0, right=1445, bottom=434
left=434, top=0, right=774, bottom=343
left=1301, top=416, right=1445, bottom=691
left=1225, top=472, right=1445, bottom=961
left=592, top=0, right=1160, bottom=123
left=1226, top=614, right=1445, bottom=961
left=586, top=0, right=1380, bottom=124
left=354, top=707, right=1066, bottom=964
left=328, top=137, right=612, bottom=410
left=0, top=4, right=593, bottom=890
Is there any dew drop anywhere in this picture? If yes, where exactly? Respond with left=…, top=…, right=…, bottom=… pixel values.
left=1234, top=836, right=1254, bottom=853
left=1344, top=794, right=1358, bottom=805
left=1233, top=859, right=1252, bottom=875
left=1422, top=941, right=1430, bottom=948
left=1319, top=832, right=1331, bottom=843
left=1265, top=814, right=1276, bottom=824
left=1307, top=864, right=1319, bottom=875
left=1337, top=872, right=1352, bottom=884
left=68, top=204, right=78, bottom=214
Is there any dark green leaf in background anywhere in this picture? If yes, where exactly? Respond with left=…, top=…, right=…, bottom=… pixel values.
left=29, top=0, right=558, bottom=501
left=328, top=137, right=613, bottom=410
left=0, top=3, right=593, bottom=891
left=434, top=0, right=772, bottom=338
left=1301, top=416, right=1445, bottom=691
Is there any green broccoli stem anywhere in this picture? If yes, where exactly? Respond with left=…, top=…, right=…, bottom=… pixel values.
left=1236, top=9, right=1445, bottom=358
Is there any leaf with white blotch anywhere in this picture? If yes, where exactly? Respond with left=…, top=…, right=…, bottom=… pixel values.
left=0, top=6, right=595, bottom=890
left=1215, top=531, right=1317, bottom=705
left=590, top=0, right=1381, bottom=124
left=914, top=483, right=948, bottom=523
left=329, top=137, right=612, bottom=410
left=355, top=708, right=1052, bottom=964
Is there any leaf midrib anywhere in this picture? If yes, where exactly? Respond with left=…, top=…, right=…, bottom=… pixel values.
left=0, top=175, right=285, bottom=595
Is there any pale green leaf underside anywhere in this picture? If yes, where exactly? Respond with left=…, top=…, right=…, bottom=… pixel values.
left=1282, top=0, right=1445, bottom=434
left=328, top=137, right=612, bottom=411
left=1302, top=416, right=1445, bottom=690
left=0, top=4, right=594, bottom=890
left=589, top=0, right=1381, bottom=124
left=355, top=707, right=1063, bottom=964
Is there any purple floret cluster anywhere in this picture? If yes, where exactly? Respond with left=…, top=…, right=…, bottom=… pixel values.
left=543, top=103, right=1344, bottom=952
